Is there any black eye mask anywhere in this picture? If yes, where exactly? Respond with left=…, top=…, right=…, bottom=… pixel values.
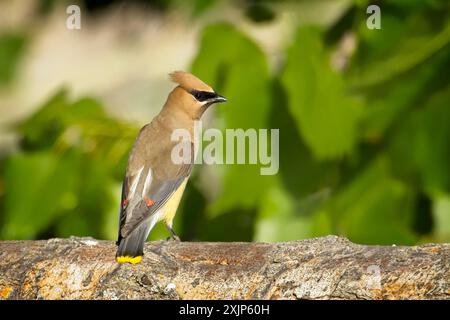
left=190, top=89, right=219, bottom=102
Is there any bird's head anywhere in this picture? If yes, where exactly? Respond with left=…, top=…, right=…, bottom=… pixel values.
left=165, top=71, right=227, bottom=119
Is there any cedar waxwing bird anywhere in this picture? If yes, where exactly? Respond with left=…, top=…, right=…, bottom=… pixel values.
left=116, top=71, right=227, bottom=264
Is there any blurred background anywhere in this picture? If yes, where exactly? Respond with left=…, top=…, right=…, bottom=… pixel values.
left=0, top=0, right=448, bottom=245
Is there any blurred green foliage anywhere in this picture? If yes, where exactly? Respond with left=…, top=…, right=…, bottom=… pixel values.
left=1, top=91, right=138, bottom=240
left=0, top=0, right=449, bottom=244
left=0, top=32, right=27, bottom=85
left=282, top=27, right=363, bottom=159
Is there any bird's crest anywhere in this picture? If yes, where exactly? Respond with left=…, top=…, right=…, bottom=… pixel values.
left=169, top=71, right=213, bottom=92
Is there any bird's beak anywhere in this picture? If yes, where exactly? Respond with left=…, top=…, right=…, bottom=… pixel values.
left=211, top=94, right=227, bottom=104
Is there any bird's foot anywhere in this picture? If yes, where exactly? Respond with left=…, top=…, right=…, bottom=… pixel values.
left=165, top=224, right=181, bottom=242
left=166, top=235, right=181, bottom=241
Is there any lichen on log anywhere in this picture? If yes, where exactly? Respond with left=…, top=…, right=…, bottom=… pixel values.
left=0, top=236, right=448, bottom=300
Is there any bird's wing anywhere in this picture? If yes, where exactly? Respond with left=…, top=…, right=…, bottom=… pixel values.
left=118, top=144, right=193, bottom=239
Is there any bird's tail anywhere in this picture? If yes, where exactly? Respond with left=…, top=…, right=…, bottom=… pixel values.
left=116, top=221, right=152, bottom=264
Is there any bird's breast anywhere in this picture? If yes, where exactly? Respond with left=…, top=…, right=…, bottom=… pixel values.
left=161, top=178, right=189, bottom=226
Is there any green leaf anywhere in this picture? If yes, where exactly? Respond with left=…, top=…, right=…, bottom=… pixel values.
left=270, top=85, right=339, bottom=198
left=389, top=86, right=450, bottom=193
left=350, top=15, right=450, bottom=88
left=5, top=90, right=138, bottom=240
left=326, top=157, right=417, bottom=245
left=432, top=193, right=450, bottom=242
left=254, top=184, right=312, bottom=242
left=56, top=158, right=114, bottom=238
left=281, top=27, right=362, bottom=160
left=19, top=89, right=69, bottom=150
left=191, top=23, right=275, bottom=215
left=360, top=47, right=449, bottom=141
left=191, top=0, right=217, bottom=17
left=0, top=32, right=27, bottom=85
left=192, top=23, right=271, bottom=129
left=1, top=152, right=78, bottom=239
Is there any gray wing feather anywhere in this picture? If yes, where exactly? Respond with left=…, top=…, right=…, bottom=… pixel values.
left=119, top=156, right=192, bottom=239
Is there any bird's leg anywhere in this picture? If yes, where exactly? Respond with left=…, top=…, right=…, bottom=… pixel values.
left=165, top=223, right=180, bottom=241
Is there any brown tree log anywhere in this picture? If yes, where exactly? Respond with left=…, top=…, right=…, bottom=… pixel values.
left=0, top=236, right=448, bottom=300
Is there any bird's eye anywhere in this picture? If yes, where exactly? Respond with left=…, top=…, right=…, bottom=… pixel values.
left=190, top=90, right=217, bottom=102
left=193, top=91, right=203, bottom=100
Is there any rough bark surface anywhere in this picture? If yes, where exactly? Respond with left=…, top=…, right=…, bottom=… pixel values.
left=0, top=236, right=448, bottom=300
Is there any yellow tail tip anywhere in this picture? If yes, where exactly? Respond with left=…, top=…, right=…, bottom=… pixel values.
left=116, top=255, right=142, bottom=264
